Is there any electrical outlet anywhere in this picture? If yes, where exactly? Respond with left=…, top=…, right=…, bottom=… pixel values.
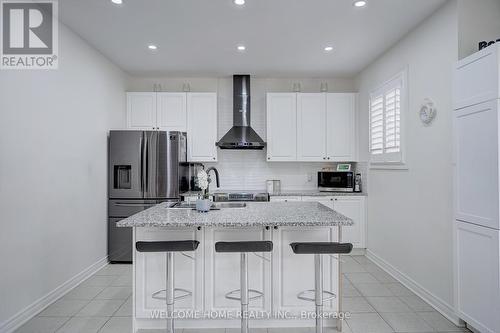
left=306, top=173, right=313, bottom=182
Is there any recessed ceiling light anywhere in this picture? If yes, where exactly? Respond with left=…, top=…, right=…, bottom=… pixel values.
left=324, top=46, right=333, bottom=52
left=353, top=1, right=367, bottom=7
left=234, top=0, right=245, bottom=5
left=237, top=45, right=246, bottom=51
left=148, top=44, right=158, bottom=50
left=111, top=0, right=123, bottom=4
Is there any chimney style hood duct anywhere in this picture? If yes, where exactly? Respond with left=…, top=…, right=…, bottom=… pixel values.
left=216, top=75, right=266, bottom=150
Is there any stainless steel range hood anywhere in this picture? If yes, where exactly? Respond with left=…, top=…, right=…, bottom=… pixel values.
left=216, top=75, right=266, bottom=150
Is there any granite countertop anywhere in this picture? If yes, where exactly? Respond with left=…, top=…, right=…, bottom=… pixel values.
left=117, top=201, right=353, bottom=228
left=270, top=190, right=367, bottom=197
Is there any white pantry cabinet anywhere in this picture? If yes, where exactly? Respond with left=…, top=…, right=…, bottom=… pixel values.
left=266, top=93, right=298, bottom=161
left=454, top=44, right=500, bottom=110
left=267, top=93, right=356, bottom=162
left=455, top=221, right=500, bottom=333
left=127, top=92, right=217, bottom=162
left=187, top=93, right=218, bottom=162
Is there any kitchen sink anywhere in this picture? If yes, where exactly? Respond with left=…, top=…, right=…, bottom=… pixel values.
left=169, top=202, right=246, bottom=209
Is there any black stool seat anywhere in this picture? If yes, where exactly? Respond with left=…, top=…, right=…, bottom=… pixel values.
left=290, top=242, right=353, bottom=254
left=215, top=241, right=273, bottom=253
left=136, top=240, right=199, bottom=253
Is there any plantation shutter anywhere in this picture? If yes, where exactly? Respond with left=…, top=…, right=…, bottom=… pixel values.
left=369, top=72, right=404, bottom=163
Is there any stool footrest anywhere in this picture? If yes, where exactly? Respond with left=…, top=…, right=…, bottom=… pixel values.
left=152, top=288, right=192, bottom=301
left=225, top=289, right=264, bottom=301
left=297, top=289, right=336, bottom=302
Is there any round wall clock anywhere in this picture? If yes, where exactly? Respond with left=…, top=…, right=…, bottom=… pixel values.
left=419, top=99, right=437, bottom=125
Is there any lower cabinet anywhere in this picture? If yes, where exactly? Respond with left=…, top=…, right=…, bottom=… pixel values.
left=204, top=228, right=272, bottom=312
left=272, top=226, right=339, bottom=314
left=134, top=226, right=342, bottom=317
left=456, top=221, right=500, bottom=333
left=134, top=228, right=204, bottom=318
left=292, top=195, right=366, bottom=248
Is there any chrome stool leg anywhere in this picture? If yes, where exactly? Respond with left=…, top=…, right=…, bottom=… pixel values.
left=166, top=252, right=174, bottom=333
left=241, top=252, right=249, bottom=333
left=315, top=254, right=323, bottom=333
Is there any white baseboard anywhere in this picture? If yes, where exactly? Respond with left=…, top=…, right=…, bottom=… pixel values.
left=365, top=250, right=462, bottom=326
left=0, top=256, right=109, bottom=333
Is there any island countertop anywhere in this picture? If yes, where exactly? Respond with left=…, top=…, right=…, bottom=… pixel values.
left=117, top=201, right=353, bottom=228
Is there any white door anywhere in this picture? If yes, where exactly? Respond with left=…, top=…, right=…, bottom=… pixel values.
left=266, top=93, right=297, bottom=161
left=273, top=227, right=338, bottom=314
left=333, top=196, right=366, bottom=248
left=454, top=100, right=500, bottom=230
left=187, top=93, right=218, bottom=162
left=127, top=92, right=157, bottom=130
left=326, top=93, right=355, bottom=161
left=157, top=92, right=187, bottom=131
left=204, top=228, right=272, bottom=312
left=134, top=228, right=203, bottom=318
left=456, top=221, right=500, bottom=333
left=297, top=93, right=327, bottom=161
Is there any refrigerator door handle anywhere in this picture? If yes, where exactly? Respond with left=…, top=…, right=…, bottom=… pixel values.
left=142, top=133, right=149, bottom=194
left=140, top=134, right=144, bottom=193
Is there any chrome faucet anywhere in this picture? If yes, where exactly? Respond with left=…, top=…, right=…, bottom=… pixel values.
left=206, top=167, right=220, bottom=193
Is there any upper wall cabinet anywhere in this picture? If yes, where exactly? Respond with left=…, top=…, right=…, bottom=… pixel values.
left=454, top=44, right=500, bottom=110
left=267, top=92, right=356, bottom=162
left=127, top=92, right=157, bottom=130
left=266, top=93, right=298, bottom=161
left=297, top=93, right=327, bottom=161
left=187, top=93, right=218, bottom=162
left=126, top=92, right=217, bottom=162
left=327, top=93, right=356, bottom=161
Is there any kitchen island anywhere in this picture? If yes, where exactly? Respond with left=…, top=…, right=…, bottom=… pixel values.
left=118, top=201, right=353, bottom=332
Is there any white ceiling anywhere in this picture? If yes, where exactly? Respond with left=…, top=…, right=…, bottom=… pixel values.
left=59, top=0, right=447, bottom=77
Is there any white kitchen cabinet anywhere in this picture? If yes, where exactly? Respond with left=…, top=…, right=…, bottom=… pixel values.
left=266, top=92, right=356, bottom=162
left=127, top=92, right=217, bottom=162
left=300, top=195, right=366, bottom=248
left=327, top=93, right=356, bottom=161
left=272, top=226, right=338, bottom=314
left=455, top=100, right=500, bottom=230
left=297, top=93, right=327, bottom=161
left=266, top=93, right=297, bottom=161
left=127, top=92, right=157, bottom=130
left=333, top=196, right=366, bottom=249
left=187, top=93, right=218, bottom=162
left=204, top=228, right=272, bottom=312
left=454, top=44, right=500, bottom=110
left=456, top=221, right=500, bottom=333
left=157, top=92, right=187, bottom=131
left=134, top=228, right=204, bottom=318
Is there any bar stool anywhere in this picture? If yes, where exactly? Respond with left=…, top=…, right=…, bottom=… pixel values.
left=136, top=240, right=199, bottom=333
left=290, top=242, right=353, bottom=333
left=215, top=241, right=273, bottom=333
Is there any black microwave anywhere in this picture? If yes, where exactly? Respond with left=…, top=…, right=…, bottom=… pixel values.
left=318, top=171, right=354, bottom=192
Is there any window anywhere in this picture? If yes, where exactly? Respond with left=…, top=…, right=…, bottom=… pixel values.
left=369, top=70, right=406, bottom=165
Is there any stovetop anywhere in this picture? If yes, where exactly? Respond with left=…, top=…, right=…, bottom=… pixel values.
left=212, top=190, right=269, bottom=202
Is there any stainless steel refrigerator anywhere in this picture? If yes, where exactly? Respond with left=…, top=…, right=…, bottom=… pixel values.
left=108, top=130, right=187, bottom=263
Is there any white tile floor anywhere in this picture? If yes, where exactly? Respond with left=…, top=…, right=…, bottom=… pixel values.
left=15, top=255, right=469, bottom=333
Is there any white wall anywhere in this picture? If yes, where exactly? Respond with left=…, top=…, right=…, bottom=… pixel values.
left=0, top=24, right=127, bottom=328
left=458, top=0, right=500, bottom=59
left=127, top=76, right=361, bottom=191
left=355, top=0, right=458, bottom=319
